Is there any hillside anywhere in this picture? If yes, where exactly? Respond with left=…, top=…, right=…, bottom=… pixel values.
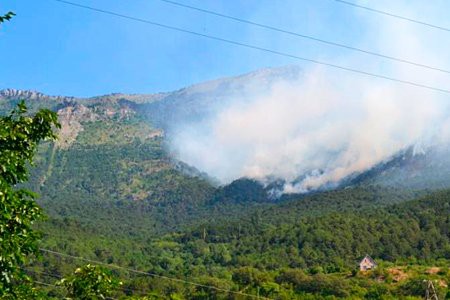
left=0, top=68, right=309, bottom=233
left=4, top=76, right=450, bottom=205
left=1, top=69, right=448, bottom=238
left=2, top=68, right=449, bottom=231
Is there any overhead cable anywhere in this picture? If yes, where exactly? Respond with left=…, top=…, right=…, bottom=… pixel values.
left=40, top=248, right=273, bottom=300
left=158, top=0, right=450, bottom=75
left=53, top=0, right=450, bottom=95
left=334, top=0, right=450, bottom=33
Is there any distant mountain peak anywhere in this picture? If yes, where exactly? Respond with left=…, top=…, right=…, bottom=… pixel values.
left=175, top=65, right=303, bottom=96
left=1, top=65, right=302, bottom=101
left=0, top=88, right=75, bottom=101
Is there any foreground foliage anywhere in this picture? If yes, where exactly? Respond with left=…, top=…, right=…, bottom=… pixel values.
left=59, top=264, right=122, bottom=300
left=0, top=102, right=59, bottom=297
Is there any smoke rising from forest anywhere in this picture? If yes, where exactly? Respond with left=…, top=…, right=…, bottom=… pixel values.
left=170, top=1, right=450, bottom=192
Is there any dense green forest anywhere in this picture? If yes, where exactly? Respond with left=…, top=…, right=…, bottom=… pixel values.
left=1, top=96, right=449, bottom=298
left=30, top=186, right=450, bottom=299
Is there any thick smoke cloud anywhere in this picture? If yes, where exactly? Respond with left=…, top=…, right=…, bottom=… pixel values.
left=170, top=1, right=450, bottom=192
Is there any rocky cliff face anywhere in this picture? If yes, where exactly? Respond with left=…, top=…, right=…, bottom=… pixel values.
left=0, top=88, right=144, bottom=148
left=56, top=104, right=98, bottom=148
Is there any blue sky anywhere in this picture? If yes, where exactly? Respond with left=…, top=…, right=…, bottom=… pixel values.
left=0, top=0, right=446, bottom=97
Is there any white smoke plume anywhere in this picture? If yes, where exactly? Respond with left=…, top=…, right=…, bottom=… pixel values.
left=170, top=1, right=450, bottom=193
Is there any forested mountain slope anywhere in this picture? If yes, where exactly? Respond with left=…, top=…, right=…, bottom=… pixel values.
left=2, top=67, right=450, bottom=298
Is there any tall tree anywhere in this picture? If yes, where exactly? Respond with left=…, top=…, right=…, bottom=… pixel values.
left=0, top=11, right=15, bottom=23
left=59, top=264, right=122, bottom=299
left=0, top=101, right=59, bottom=298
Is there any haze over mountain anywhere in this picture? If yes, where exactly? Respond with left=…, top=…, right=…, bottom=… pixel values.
left=2, top=66, right=450, bottom=197
left=5, top=0, right=450, bottom=195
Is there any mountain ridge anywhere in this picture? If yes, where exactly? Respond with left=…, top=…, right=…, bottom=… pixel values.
left=2, top=65, right=450, bottom=196
left=0, top=65, right=302, bottom=102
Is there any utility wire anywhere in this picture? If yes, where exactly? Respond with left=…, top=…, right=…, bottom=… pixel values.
left=53, top=0, right=450, bottom=95
left=40, top=248, right=273, bottom=300
left=157, top=0, right=450, bottom=75
left=334, top=0, right=450, bottom=33
left=21, top=267, right=63, bottom=279
left=34, top=280, right=60, bottom=288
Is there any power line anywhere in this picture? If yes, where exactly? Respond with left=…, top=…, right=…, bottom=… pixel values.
left=53, top=0, right=450, bottom=95
left=157, top=0, right=450, bottom=75
left=40, top=248, right=273, bottom=300
left=21, top=267, right=63, bottom=279
left=34, top=280, right=60, bottom=288
left=334, top=0, right=450, bottom=33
